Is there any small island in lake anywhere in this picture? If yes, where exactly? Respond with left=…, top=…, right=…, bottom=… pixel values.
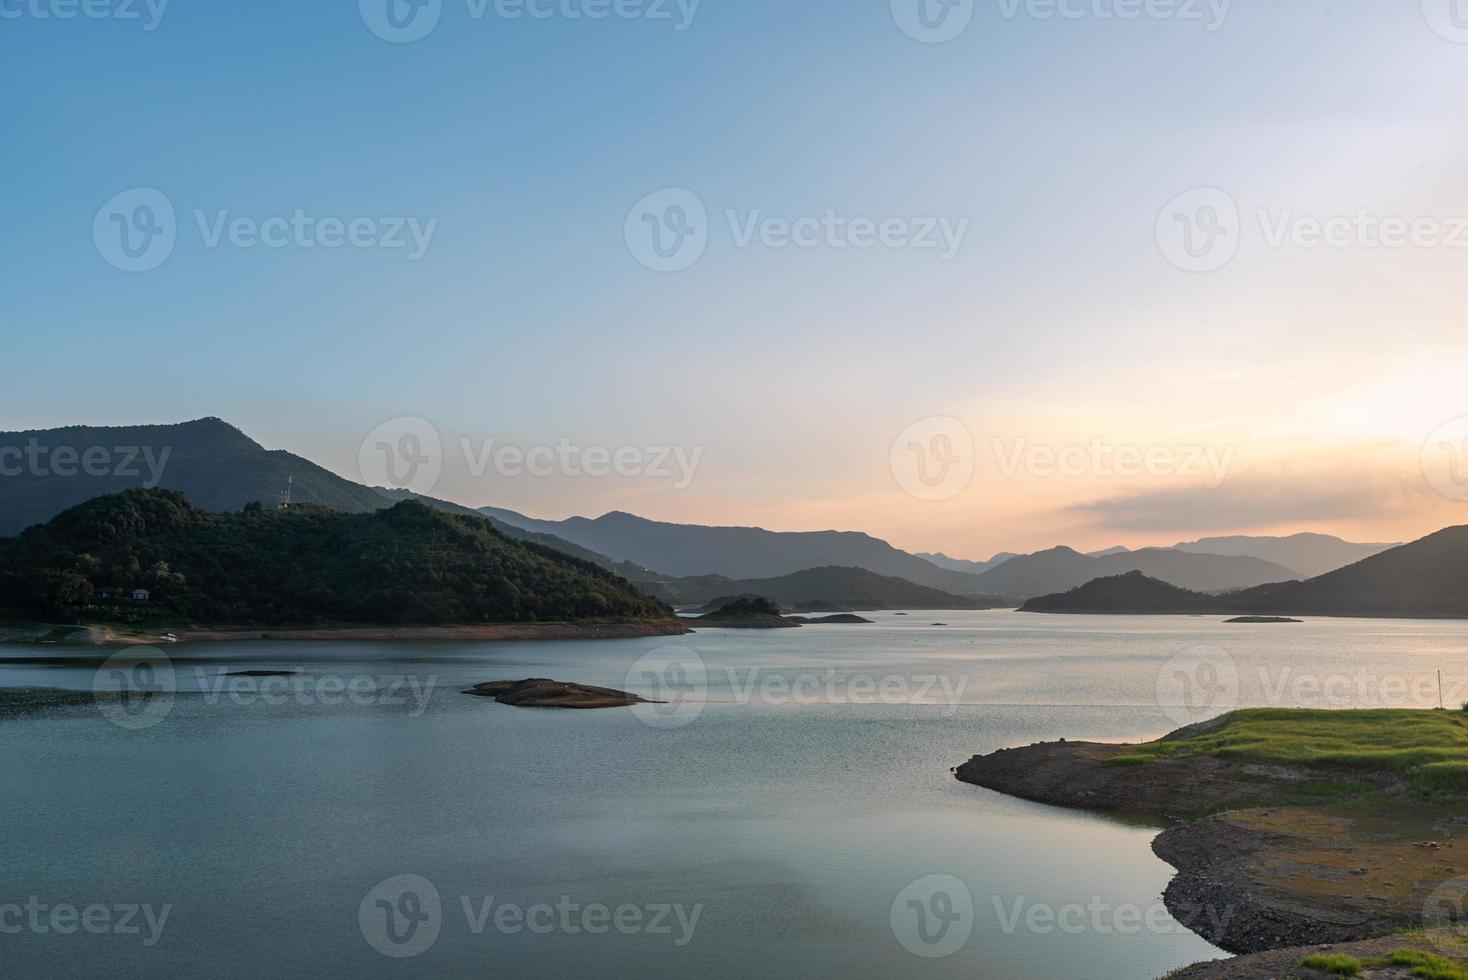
left=1225, top=616, right=1303, bottom=624
left=462, top=679, right=653, bottom=709
left=955, top=709, right=1468, bottom=972
left=786, top=613, right=873, bottom=624
left=695, top=596, right=802, bottom=629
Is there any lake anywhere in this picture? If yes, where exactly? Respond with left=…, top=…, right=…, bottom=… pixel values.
left=4, top=611, right=1466, bottom=979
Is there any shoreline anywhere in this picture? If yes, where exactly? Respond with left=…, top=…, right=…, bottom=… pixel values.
left=1, top=621, right=693, bottom=646
left=954, top=716, right=1468, bottom=963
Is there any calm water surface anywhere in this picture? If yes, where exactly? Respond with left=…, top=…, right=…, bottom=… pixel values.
left=4, top=612, right=1466, bottom=979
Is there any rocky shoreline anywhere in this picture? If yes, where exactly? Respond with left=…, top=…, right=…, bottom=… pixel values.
left=955, top=721, right=1465, bottom=958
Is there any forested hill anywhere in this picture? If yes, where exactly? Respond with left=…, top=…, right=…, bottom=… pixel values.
left=0, top=419, right=625, bottom=576
left=0, top=489, right=674, bottom=626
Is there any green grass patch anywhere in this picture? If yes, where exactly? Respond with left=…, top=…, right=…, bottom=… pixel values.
left=1383, top=948, right=1468, bottom=980
left=1164, top=709, right=1468, bottom=789
left=1104, top=742, right=1180, bottom=766
left=1409, top=761, right=1468, bottom=794
left=1301, top=953, right=1362, bottom=975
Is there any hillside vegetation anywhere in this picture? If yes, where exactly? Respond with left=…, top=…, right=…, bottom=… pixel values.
left=0, top=419, right=620, bottom=572
left=0, top=489, right=673, bottom=627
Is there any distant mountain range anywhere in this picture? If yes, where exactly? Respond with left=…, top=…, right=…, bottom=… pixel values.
left=1170, top=533, right=1399, bottom=579
left=915, top=551, right=1020, bottom=575
left=962, top=546, right=1299, bottom=598
left=0, top=419, right=1413, bottom=614
left=632, top=566, right=1010, bottom=612
left=1020, top=527, right=1468, bottom=619
left=923, top=534, right=1394, bottom=589
left=481, top=507, right=994, bottom=595
left=480, top=507, right=1379, bottom=600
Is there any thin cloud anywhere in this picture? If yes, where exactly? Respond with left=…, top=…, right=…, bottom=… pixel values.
left=1068, top=465, right=1441, bottom=533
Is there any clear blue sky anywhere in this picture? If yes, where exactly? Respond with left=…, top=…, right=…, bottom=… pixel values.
left=4, top=1, right=1466, bottom=555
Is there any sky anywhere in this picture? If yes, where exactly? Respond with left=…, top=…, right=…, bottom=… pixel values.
left=4, top=0, right=1468, bottom=559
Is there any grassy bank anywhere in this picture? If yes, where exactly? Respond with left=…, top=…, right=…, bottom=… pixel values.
left=1112, top=708, right=1468, bottom=794
left=957, top=708, right=1468, bottom=958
